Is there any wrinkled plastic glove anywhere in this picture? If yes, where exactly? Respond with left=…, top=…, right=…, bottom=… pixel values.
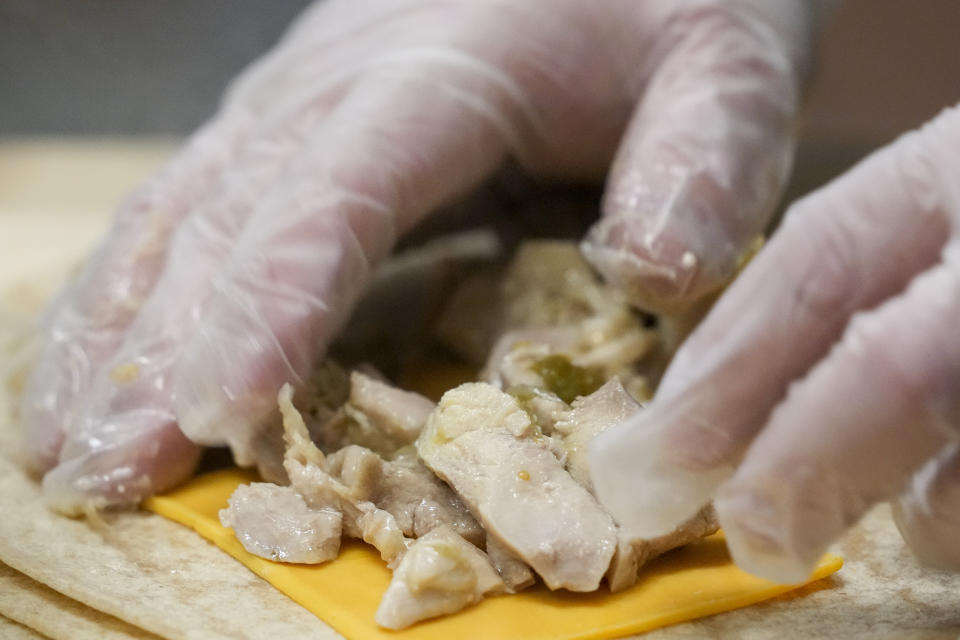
left=20, top=0, right=818, bottom=514
left=591, top=105, right=960, bottom=583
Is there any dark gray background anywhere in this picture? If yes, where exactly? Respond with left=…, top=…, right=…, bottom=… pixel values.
left=0, top=1, right=310, bottom=134
left=2, top=0, right=959, bottom=189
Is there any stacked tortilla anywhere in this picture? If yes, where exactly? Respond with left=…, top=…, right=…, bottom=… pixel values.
left=0, top=280, right=343, bottom=639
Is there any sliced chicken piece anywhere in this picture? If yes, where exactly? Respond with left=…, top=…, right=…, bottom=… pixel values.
left=326, top=445, right=381, bottom=499
left=606, top=506, right=720, bottom=592
left=417, top=383, right=617, bottom=592
left=391, top=449, right=485, bottom=546
left=348, top=371, right=435, bottom=445
left=327, top=445, right=483, bottom=546
left=553, top=377, right=642, bottom=491
left=246, top=425, right=290, bottom=485
left=278, top=384, right=328, bottom=469
left=548, top=378, right=717, bottom=590
left=279, top=384, right=409, bottom=566
left=285, top=452, right=408, bottom=566
left=485, top=535, right=535, bottom=593
left=219, top=482, right=342, bottom=564
left=375, top=525, right=504, bottom=630
left=244, top=359, right=349, bottom=483
left=355, top=506, right=410, bottom=566
left=314, top=372, right=435, bottom=456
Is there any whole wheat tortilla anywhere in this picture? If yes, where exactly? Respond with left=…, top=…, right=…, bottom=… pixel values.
left=0, top=562, right=155, bottom=640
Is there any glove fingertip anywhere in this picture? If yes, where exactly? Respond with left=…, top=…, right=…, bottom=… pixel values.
left=581, top=217, right=716, bottom=315
left=41, top=418, right=202, bottom=515
left=16, top=398, right=68, bottom=476
left=588, top=411, right=726, bottom=538
left=172, top=328, right=287, bottom=468
left=892, top=444, right=960, bottom=571
left=715, top=487, right=817, bottom=585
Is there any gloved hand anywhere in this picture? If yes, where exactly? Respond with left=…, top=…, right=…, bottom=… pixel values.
left=591, top=105, right=960, bottom=583
left=20, top=0, right=818, bottom=514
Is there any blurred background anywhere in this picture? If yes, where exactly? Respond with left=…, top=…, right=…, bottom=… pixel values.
left=1, top=0, right=959, bottom=207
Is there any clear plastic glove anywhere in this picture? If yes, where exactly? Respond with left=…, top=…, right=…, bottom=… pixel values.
left=21, top=0, right=818, bottom=513
left=591, top=105, right=960, bottom=583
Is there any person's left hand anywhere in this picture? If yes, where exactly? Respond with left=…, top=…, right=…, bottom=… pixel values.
left=20, top=0, right=817, bottom=513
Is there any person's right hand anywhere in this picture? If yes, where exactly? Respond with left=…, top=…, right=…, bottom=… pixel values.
left=19, top=0, right=817, bottom=513
left=590, top=105, right=960, bottom=583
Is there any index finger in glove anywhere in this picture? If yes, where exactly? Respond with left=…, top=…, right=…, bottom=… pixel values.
left=582, top=0, right=818, bottom=313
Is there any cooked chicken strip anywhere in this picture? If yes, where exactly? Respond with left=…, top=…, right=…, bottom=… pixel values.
left=279, top=383, right=329, bottom=470
left=246, top=359, right=350, bottom=483
left=327, top=445, right=483, bottom=546
left=348, top=371, right=434, bottom=444
left=606, top=507, right=720, bottom=592
left=219, top=482, right=342, bottom=564
left=417, top=383, right=617, bottom=591
left=553, top=377, right=642, bottom=491
left=314, top=372, right=435, bottom=456
left=375, top=525, right=504, bottom=630
left=484, top=535, right=535, bottom=593
left=501, top=242, right=605, bottom=329
left=549, top=380, right=718, bottom=590
left=508, top=386, right=569, bottom=434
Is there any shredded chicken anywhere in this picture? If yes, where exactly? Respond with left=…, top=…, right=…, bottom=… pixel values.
left=348, top=371, right=434, bottom=444
left=327, top=444, right=483, bottom=546
left=375, top=525, right=504, bottom=630
left=218, top=240, right=721, bottom=629
left=279, top=384, right=409, bottom=566
left=484, top=535, right=535, bottom=593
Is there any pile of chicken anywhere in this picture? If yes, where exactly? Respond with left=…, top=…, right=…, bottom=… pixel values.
left=218, top=240, right=717, bottom=630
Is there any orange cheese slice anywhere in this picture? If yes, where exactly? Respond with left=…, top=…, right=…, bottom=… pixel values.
left=145, top=469, right=842, bottom=640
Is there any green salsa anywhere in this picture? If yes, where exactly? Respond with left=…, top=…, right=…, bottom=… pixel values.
left=529, top=354, right=604, bottom=404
